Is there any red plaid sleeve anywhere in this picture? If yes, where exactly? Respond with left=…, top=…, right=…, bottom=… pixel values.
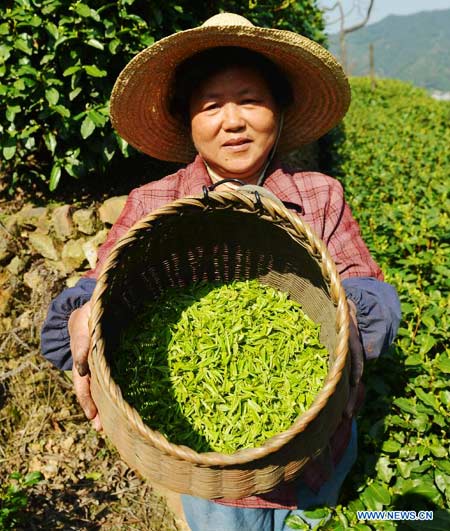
left=267, top=170, right=383, bottom=281
left=320, top=177, right=383, bottom=280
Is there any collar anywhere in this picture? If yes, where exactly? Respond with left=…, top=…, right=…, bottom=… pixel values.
left=180, top=154, right=300, bottom=210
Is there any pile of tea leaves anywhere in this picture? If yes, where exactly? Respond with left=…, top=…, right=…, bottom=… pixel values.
left=111, top=280, right=329, bottom=454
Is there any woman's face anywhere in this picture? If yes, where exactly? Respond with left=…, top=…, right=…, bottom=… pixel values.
left=189, top=66, right=279, bottom=183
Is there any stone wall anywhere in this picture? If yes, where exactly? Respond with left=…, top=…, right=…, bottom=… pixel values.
left=0, top=196, right=127, bottom=335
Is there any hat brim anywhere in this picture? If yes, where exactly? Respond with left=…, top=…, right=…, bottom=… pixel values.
left=110, top=25, right=351, bottom=163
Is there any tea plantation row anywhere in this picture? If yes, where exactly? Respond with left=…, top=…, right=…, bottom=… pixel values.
left=311, top=78, right=449, bottom=530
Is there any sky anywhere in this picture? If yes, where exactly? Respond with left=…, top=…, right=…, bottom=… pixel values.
left=318, top=0, right=450, bottom=32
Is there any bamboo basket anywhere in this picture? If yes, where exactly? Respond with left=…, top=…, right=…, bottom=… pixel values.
left=88, top=189, right=351, bottom=499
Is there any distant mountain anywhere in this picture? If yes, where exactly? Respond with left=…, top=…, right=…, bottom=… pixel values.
left=328, top=9, right=450, bottom=91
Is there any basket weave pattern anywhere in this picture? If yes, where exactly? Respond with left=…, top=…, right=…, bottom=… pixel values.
left=89, top=190, right=350, bottom=499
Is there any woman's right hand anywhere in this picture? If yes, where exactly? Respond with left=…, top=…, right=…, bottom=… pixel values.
left=68, top=301, right=102, bottom=431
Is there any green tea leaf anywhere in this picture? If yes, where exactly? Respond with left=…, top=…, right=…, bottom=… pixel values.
left=393, top=397, right=417, bottom=415
left=14, top=37, right=32, bottom=55
left=85, top=471, right=102, bottom=481
left=369, top=483, right=391, bottom=505
left=419, top=335, right=437, bottom=354
left=3, top=145, right=16, bottom=160
left=436, top=461, right=450, bottom=475
left=45, top=87, right=59, bottom=106
left=44, top=132, right=56, bottom=154
left=74, top=3, right=100, bottom=21
left=108, top=38, right=120, bottom=54
left=303, top=507, right=330, bottom=519
left=23, top=471, right=43, bottom=486
left=382, top=440, right=401, bottom=453
left=63, top=65, right=81, bottom=77
left=429, top=443, right=448, bottom=459
left=80, top=116, right=95, bottom=139
left=69, top=87, right=82, bottom=101
left=361, top=486, right=382, bottom=511
left=405, top=354, right=422, bottom=366
left=6, top=105, right=21, bottom=122
left=411, top=413, right=429, bottom=432
left=112, top=280, right=328, bottom=454
left=376, top=456, right=394, bottom=483
left=285, top=515, right=310, bottom=530
left=436, top=354, right=450, bottom=374
left=415, top=388, right=440, bottom=411
left=84, top=65, right=107, bottom=77
left=397, top=460, right=413, bottom=479
left=0, top=44, right=12, bottom=61
left=52, top=105, right=71, bottom=118
left=46, top=21, right=59, bottom=39
left=404, top=482, right=442, bottom=504
left=87, top=38, right=104, bottom=50
left=49, top=164, right=61, bottom=191
left=87, top=109, right=107, bottom=126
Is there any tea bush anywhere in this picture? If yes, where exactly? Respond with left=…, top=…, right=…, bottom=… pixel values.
left=0, top=0, right=325, bottom=193
left=315, top=78, right=450, bottom=529
left=0, top=472, right=43, bottom=530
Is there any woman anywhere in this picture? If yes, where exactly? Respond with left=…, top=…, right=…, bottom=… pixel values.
left=42, top=13, right=401, bottom=531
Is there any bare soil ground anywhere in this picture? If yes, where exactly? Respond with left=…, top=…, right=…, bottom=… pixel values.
left=0, top=198, right=182, bottom=530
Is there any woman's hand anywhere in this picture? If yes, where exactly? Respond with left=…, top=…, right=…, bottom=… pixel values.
left=68, top=301, right=102, bottom=431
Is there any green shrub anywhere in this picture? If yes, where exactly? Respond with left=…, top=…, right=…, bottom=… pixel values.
left=0, top=0, right=325, bottom=193
left=319, top=78, right=450, bottom=528
left=0, top=471, right=43, bottom=530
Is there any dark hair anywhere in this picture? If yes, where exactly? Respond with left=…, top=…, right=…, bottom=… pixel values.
left=170, top=47, right=293, bottom=125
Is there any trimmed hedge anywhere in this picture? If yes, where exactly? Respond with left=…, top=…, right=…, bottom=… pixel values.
left=0, top=0, right=325, bottom=193
left=318, top=78, right=450, bottom=530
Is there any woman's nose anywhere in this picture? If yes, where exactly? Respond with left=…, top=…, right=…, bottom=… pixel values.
left=222, top=103, right=245, bottom=131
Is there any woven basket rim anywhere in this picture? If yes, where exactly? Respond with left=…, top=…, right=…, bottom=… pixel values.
left=89, top=190, right=350, bottom=467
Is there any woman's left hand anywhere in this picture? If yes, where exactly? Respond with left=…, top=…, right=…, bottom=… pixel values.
left=69, top=301, right=102, bottom=431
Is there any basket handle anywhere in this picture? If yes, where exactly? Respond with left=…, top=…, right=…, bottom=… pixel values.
left=202, top=180, right=264, bottom=210
left=203, top=181, right=304, bottom=215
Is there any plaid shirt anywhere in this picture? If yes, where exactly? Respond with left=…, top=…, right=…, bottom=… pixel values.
left=85, top=155, right=382, bottom=509
left=87, top=155, right=383, bottom=283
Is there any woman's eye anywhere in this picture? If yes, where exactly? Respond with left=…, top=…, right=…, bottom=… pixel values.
left=203, top=102, right=219, bottom=111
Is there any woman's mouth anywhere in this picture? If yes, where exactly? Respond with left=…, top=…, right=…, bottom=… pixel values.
left=222, top=137, right=252, bottom=152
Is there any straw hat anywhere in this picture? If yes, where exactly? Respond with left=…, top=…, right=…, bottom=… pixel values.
left=110, top=13, right=350, bottom=163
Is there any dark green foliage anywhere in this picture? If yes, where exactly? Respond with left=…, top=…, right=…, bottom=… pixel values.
left=313, top=78, right=450, bottom=528
left=0, top=0, right=325, bottom=193
left=112, top=280, right=328, bottom=454
left=0, top=471, right=43, bottom=530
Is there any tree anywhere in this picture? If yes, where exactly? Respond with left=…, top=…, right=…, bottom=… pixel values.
left=323, top=0, right=374, bottom=72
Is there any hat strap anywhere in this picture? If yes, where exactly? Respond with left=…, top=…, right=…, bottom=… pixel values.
left=257, top=112, right=285, bottom=187
left=204, top=161, right=241, bottom=189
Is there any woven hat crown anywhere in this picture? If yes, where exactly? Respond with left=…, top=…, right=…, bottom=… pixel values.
left=202, top=13, right=255, bottom=27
